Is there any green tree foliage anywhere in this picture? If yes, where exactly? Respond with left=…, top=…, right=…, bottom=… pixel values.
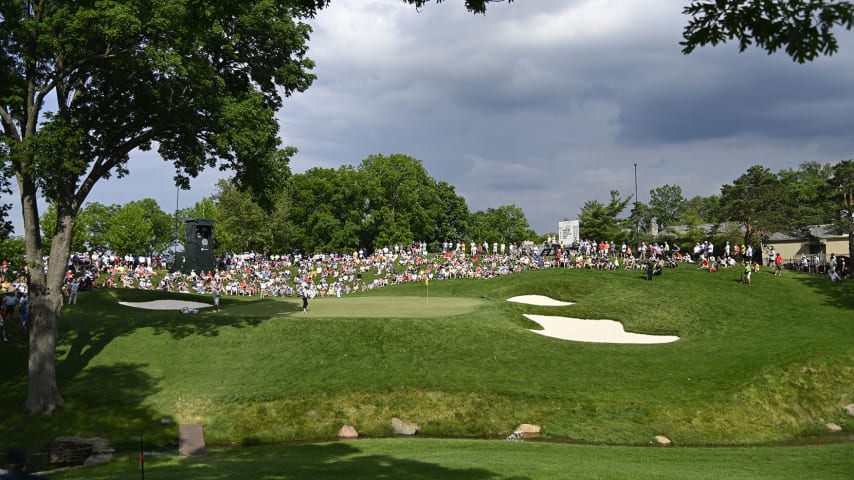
left=779, top=161, right=835, bottom=229
left=213, top=180, right=278, bottom=254
left=0, top=165, right=13, bottom=240
left=433, top=181, right=471, bottom=245
left=0, top=236, right=25, bottom=270
left=680, top=203, right=709, bottom=246
left=360, top=154, right=439, bottom=248
left=288, top=166, right=365, bottom=253
left=579, top=190, right=632, bottom=242
left=719, top=165, right=792, bottom=246
left=181, top=198, right=219, bottom=224
left=0, top=0, right=329, bottom=415
left=469, top=204, right=533, bottom=245
left=627, top=200, right=653, bottom=245
left=41, top=202, right=117, bottom=253
left=79, top=202, right=117, bottom=253
left=287, top=158, right=472, bottom=253
left=649, top=184, right=687, bottom=230
left=826, top=159, right=854, bottom=259
left=105, top=199, right=172, bottom=255
left=684, top=195, right=722, bottom=224
left=681, top=0, right=854, bottom=63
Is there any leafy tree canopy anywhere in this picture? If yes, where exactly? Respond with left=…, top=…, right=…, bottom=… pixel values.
left=649, top=184, right=687, bottom=230
left=826, top=159, right=854, bottom=258
left=0, top=0, right=330, bottom=415
left=579, top=190, right=632, bottom=242
left=469, top=204, right=533, bottom=246
left=359, top=154, right=439, bottom=248
left=213, top=179, right=277, bottom=254
left=681, top=0, right=854, bottom=63
left=719, top=165, right=793, bottom=246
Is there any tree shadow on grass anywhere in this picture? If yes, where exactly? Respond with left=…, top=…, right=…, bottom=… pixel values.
left=74, top=442, right=531, bottom=480
left=1, top=363, right=176, bottom=462
left=790, top=272, right=854, bottom=311
left=57, top=289, right=282, bottom=376
left=2, top=289, right=296, bottom=452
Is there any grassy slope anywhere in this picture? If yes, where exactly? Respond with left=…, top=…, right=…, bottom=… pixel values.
left=1, top=266, right=853, bottom=454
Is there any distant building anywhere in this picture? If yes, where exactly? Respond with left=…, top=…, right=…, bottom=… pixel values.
left=766, top=225, right=849, bottom=261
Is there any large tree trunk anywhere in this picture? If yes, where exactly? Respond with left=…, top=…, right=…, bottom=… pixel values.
left=20, top=179, right=75, bottom=415
left=25, top=278, right=65, bottom=414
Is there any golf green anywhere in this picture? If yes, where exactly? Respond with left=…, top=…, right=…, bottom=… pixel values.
left=221, top=295, right=485, bottom=318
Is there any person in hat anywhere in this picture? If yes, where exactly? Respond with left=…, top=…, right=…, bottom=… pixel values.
left=1, top=446, right=49, bottom=479
left=300, top=286, right=309, bottom=313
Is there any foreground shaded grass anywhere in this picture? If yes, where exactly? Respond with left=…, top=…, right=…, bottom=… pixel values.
left=50, top=439, right=854, bottom=480
left=1, top=266, right=853, bottom=459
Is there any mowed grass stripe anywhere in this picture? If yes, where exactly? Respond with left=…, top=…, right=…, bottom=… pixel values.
left=223, top=295, right=485, bottom=318
left=50, top=440, right=854, bottom=480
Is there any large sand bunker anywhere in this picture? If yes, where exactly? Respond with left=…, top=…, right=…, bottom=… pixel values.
left=508, top=295, right=679, bottom=344
left=507, top=295, right=574, bottom=307
left=524, top=314, right=679, bottom=344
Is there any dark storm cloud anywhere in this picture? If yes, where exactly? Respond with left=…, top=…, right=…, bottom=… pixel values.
left=13, top=0, right=847, bottom=236
left=615, top=49, right=854, bottom=145
left=277, top=0, right=854, bottom=231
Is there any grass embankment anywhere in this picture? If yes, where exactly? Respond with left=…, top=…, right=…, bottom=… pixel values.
left=0, top=265, right=853, bottom=477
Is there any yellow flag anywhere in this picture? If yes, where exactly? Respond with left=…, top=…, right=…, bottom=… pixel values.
left=425, top=278, right=429, bottom=286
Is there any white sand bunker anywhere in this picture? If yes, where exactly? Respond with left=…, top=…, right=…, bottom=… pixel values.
left=524, top=314, right=679, bottom=344
left=507, top=295, right=574, bottom=307
left=119, top=300, right=212, bottom=310
left=509, top=296, right=679, bottom=344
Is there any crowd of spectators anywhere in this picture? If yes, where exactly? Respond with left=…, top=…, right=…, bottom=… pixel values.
left=1, top=237, right=823, bottom=310
left=52, top=238, right=765, bottom=300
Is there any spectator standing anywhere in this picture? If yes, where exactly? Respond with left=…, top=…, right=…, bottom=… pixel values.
left=212, top=284, right=221, bottom=312
left=2, top=291, right=16, bottom=318
left=18, top=299, right=27, bottom=331
left=67, top=278, right=80, bottom=305
left=774, top=253, right=783, bottom=276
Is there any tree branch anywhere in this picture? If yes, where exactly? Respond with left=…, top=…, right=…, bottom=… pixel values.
left=0, top=106, right=22, bottom=142
left=74, top=127, right=163, bottom=206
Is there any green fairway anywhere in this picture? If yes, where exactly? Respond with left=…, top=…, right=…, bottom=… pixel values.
left=227, top=294, right=485, bottom=318
left=1, top=266, right=853, bottom=477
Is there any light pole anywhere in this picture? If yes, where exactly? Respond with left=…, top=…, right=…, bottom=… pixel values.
left=634, top=163, right=639, bottom=249
left=174, top=187, right=179, bottom=261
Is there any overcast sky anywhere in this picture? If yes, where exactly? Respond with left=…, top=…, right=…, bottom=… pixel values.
left=13, top=0, right=854, bottom=235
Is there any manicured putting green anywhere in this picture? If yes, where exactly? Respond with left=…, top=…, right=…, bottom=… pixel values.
left=223, top=295, right=485, bottom=318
